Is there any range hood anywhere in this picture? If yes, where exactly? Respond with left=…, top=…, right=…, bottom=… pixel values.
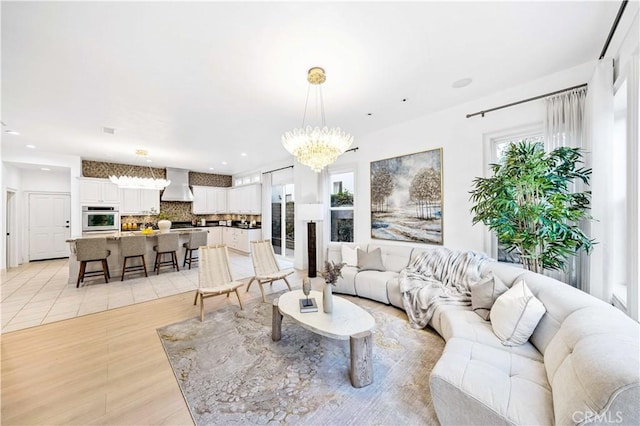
left=161, top=168, right=194, bottom=202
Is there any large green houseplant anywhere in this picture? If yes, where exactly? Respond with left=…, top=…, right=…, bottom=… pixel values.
left=469, top=140, right=594, bottom=273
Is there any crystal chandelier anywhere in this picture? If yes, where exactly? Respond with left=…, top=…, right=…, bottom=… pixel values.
left=109, top=149, right=171, bottom=190
left=282, top=67, right=353, bottom=173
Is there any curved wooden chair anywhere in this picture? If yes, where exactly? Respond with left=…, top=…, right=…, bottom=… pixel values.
left=246, top=239, right=293, bottom=302
left=194, top=245, right=244, bottom=321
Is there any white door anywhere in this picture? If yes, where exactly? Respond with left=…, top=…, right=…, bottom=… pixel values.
left=29, top=193, right=71, bottom=260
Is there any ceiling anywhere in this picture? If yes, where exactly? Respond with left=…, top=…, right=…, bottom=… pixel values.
left=1, top=1, right=619, bottom=175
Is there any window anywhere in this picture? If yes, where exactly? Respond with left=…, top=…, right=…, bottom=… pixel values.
left=486, top=126, right=544, bottom=264
left=612, top=77, right=630, bottom=309
left=329, top=171, right=355, bottom=242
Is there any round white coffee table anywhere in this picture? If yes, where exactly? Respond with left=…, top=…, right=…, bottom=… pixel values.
left=272, top=290, right=375, bottom=388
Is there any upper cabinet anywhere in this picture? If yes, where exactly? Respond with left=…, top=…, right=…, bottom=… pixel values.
left=192, top=186, right=228, bottom=214
left=79, top=178, right=119, bottom=205
left=120, top=188, right=160, bottom=215
left=228, top=184, right=261, bottom=214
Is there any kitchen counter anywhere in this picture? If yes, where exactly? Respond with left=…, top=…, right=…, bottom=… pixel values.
left=67, top=227, right=262, bottom=284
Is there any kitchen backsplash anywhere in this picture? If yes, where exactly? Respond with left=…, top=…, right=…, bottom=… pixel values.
left=82, top=160, right=232, bottom=187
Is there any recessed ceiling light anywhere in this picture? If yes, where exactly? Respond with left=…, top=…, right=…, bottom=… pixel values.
left=241, top=153, right=247, bottom=157
left=221, top=161, right=228, bottom=165
left=452, top=78, right=473, bottom=88
left=146, top=159, right=153, bottom=163
left=41, top=167, right=50, bottom=171
left=209, top=167, right=214, bottom=170
left=5, top=130, right=20, bottom=135
left=26, top=144, right=36, bottom=149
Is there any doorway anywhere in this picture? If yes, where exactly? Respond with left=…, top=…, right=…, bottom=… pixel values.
left=29, top=193, right=71, bottom=260
left=271, top=184, right=294, bottom=259
left=5, top=190, right=17, bottom=268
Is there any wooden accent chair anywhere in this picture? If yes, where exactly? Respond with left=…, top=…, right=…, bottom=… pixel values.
left=246, top=239, right=293, bottom=302
left=153, top=233, right=180, bottom=274
left=183, top=231, right=208, bottom=269
left=120, top=235, right=148, bottom=280
left=75, top=237, right=111, bottom=288
left=194, top=245, right=244, bottom=321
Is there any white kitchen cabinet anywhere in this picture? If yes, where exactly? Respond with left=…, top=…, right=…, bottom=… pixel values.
left=79, top=178, right=120, bottom=205
left=228, top=184, right=261, bottom=214
left=192, top=186, right=228, bottom=214
left=120, top=188, right=160, bottom=215
left=222, top=227, right=261, bottom=253
left=207, top=227, right=222, bottom=246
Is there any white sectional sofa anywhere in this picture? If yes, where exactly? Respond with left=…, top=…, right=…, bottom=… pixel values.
left=327, top=242, right=640, bottom=426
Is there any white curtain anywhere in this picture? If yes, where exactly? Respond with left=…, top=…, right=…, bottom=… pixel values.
left=543, top=87, right=587, bottom=289
left=261, top=172, right=272, bottom=241
left=584, top=59, right=615, bottom=301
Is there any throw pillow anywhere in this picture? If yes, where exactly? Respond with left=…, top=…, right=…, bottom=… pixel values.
left=357, top=248, right=385, bottom=272
left=341, top=245, right=360, bottom=267
left=470, top=273, right=509, bottom=320
left=490, top=279, right=546, bottom=346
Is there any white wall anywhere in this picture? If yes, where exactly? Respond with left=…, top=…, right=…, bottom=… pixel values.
left=21, top=169, right=71, bottom=193
left=328, top=60, right=596, bottom=254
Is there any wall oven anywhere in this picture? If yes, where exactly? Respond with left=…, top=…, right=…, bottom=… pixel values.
left=82, top=206, right=120, bottom=232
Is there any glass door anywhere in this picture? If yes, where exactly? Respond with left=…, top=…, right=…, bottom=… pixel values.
left=271, top=184, right=295, bottom=259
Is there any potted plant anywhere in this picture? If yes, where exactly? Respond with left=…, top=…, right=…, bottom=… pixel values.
left=469, top=140, right=594, bottom=274
left=155, top=210, right=173, bottom=233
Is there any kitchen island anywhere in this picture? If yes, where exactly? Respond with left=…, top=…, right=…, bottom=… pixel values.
left=66, top=226, right=261, bottom=284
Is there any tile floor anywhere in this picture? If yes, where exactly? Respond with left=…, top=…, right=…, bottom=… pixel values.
left=1, top=252, right=294, bottom=333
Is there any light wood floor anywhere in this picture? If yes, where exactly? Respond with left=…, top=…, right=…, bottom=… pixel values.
left=1, top=277, right=304, bottom=425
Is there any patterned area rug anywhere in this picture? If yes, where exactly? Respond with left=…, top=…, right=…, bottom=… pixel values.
left=157, top=294, right=444, bottom=425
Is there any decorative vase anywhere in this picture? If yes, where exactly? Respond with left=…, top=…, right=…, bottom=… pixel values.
left=157, top=219, right=172, bottom=233
left=323, top=283, right=333, bottom=313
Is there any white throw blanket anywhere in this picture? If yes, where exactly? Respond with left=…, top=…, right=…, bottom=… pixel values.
left=400, top=248, right=491, bottom=329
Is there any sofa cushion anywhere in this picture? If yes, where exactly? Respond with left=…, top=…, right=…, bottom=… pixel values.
left=430, top=337, right=553, bottom=425
left=357, top=248, right=385, bottom=271
left=368, top=244, right=414, bottom=273
left=440, top=310, right=543, bottom=362
left=481, top=262, right=605, bottom=354
left=334, top=265, right=359, bottom=296
left=386, top=277, right=404, bottom=309
left=491, top=280, right=546, bottom=346
left=544, top=306, right=640, bottom=426
left=471, top=273, right=509, bottom=320
left=354, top=270, right=398, bottom=304
left=341, top=245, right=359, bottom=267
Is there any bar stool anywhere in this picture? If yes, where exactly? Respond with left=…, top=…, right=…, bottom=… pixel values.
left=120, top=235, right=148, bottom=281
left=75, top=238, right=111, bottom=288
left=183, top=231, right=208, bottom=269
left=153, top=233, right=180, bottom=274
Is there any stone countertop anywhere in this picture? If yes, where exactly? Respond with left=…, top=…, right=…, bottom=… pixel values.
left=67, top=226, right=262, bottom=242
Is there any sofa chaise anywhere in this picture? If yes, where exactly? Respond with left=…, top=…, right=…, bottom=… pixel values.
left=327, top=242, right=640, bottom=425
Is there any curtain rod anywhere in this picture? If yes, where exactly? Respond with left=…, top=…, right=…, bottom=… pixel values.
left=600, top=0, right=628, bottom=60
left=465, top=83, right=587, bottom=119
left=262, top=165, right=293, bottom=175
left=262, top=148, right=359, bottom=174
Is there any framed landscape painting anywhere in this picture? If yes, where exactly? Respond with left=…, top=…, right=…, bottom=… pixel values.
left=370, top=148, right=443, bottom=244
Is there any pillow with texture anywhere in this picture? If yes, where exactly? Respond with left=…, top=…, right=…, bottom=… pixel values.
left=490, top=279, right=546, bottom=346
left=341, top=245, right=359, bottom=267
left=471, top=273, right=509, bottom=320
left=357, top=248, right=385, bottom=272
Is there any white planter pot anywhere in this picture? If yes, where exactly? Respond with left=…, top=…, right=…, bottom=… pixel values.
left=157, top=220, right=172, bottom=233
